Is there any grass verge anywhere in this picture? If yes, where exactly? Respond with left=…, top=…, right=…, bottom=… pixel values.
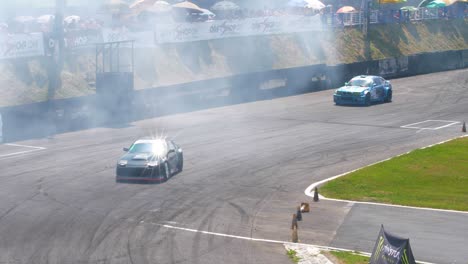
left=287, top=249, right=301, bottom=263
left=320, top=137, right=468, bottom=211
left=327, top=250, right=369, bottom=264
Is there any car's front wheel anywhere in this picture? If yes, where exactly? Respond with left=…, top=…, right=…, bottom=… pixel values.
left=364, top=94, right=371, bottom=106
left=162, top=162, right=170, bottom=181
left=385, top=90, right=392, bottom=103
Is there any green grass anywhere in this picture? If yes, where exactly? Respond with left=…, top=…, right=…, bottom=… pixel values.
left=287, top=249, right=301, bottom=263
left=320, top=137, right=468, bottom=211
left=329, top=251, right=369, bottom=264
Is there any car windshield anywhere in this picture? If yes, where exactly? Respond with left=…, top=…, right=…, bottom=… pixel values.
left=348, top=79, right=373, bottom=87
left=128, top=141, right=166, bottom=154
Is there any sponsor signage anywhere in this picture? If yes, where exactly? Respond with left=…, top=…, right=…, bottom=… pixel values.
left=370, top=225, right=416, bottom=264
left=0, top=33, right=45, bottom=59
left=64, top=29, right=102, bottom=49
left=102, top=28, right=155, bottom=48
left=154, top=15, right=323, bottom=43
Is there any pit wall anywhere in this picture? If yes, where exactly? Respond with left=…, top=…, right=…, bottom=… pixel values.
left=1, top=48, right=467, bottom=143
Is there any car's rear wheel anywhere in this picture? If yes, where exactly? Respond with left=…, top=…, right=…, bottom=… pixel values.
left=385, top=90, right=392, bottom=103
left=364, top=94, right=371, bottom=106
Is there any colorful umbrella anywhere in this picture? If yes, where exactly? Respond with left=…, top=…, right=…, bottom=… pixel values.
left=172, top=1, right=204, bottom=13
left=130, top=0, right=157, bottom=13
left=400, top=6, right=418, bottom=10
left=37, top=14, right=55, bottom=24
left=146, top=1, right=172, bottom=13
left=336, top=6, right=356, bottom=13
left=64, top=15, right=80, bottom=24
left=380, top=0, right=408, bottom=3
left=306, top=0, right=326, bottom=10
left=200, top=8, right=216, bottom=17
left=440, top=0, right=458, bottom=5
left=426, top=0, right=446, bottom=7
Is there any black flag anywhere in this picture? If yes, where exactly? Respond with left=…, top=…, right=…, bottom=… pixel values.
left=370, top=225, right=416, bottom=264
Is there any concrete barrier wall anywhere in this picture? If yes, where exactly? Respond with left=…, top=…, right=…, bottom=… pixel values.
left=1, top=49, right=467, bottom=142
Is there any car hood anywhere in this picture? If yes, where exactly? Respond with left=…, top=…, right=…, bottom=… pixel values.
left=337, top=86, right=369, bottom=93
left=120, top=153, right=158, bottom=162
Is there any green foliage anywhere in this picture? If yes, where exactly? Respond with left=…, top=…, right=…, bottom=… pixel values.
left=329, top=250, right=369, bottom=264
left=287, top=249, right=301, bottom=263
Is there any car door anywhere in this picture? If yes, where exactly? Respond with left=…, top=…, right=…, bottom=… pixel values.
left=373, top=78, right=385, bottom=100
left=369, top=79, right=378, bottom=100
left=166, top=140, right=179, bottom=173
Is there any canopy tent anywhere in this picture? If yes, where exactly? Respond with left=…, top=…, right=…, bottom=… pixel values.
left=287, top=0, right=325, bottom=9
left=425, top=0, right=447, bottom=7
left=172, top=1, right=205, bottom=13
left=336, top=6, right=356, bottom=13
left=36, top=14, right=55, bottom=24
left=400, top=6, right=418, bottom=10
left=129, top=0, right=157, bottom=14
left=146, top=1, right=172, bottom=13
left=211, top=1, right=241, bottom=11
left=379, top=0, right=408, bottom=3
left=417, top=0, right=453, bottom=6
left=64, top=15, right=81, bottom=24
left=200, top=8, right=216, bottom=18
left=440, top=0, right=462, bottom=5
left=306, top=0, right=326, bottom=10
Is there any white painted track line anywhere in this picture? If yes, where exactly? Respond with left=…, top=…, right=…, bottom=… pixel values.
left=0, top=143, right=46, bottom=160
left=401, top=120, right=460, bottom=130
left=154, top=223, right=436, bottom=264
left=5, top=143, right=46, bottom=150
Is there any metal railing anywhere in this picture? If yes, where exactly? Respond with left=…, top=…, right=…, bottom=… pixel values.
left=324, top=6, right=466, bottom=27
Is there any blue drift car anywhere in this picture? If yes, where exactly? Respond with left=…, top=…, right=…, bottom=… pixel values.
left=333, top=75, right=392, bottom=106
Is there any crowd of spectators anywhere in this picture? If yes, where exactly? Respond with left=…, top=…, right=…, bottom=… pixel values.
left=0, top=1, right=466, bottom=35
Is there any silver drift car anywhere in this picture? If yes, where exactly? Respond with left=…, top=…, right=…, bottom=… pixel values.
left=116, top=138, right=183, bottom=183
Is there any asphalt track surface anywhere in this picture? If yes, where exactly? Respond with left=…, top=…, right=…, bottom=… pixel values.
left=0, top=69, right=467, bottom=264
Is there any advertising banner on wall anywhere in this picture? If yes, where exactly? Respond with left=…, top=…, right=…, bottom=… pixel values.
left=154, top=15, right=323, bottom=44
left=370, top=225, right=416, bottom=264
left=379, top=57, right=408, bottom=77
left=0, top=33, right=45, bottom=59
left=64, top=29, right=102, bottom=49
left=102, top=28, right=155, bottom=48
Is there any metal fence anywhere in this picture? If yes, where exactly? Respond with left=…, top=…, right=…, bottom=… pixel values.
left=325, top=5, right=467, bottom=27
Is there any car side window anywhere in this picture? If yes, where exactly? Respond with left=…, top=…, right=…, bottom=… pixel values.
left=373, top=78, right=382, bottom=86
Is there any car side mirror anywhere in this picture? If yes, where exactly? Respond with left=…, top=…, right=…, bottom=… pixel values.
left=123, top=147, right=129, bottom=152
left=345, top=82, right=349, bottom=86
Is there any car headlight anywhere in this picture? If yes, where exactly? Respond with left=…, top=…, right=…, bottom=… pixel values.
left=147, top=160, right=159, bottom=167
left=361, top=90, right=368, bottom=96
left=118, top=160, right=127, bottom=166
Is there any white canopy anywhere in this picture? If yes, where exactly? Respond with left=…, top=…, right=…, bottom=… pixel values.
left=211, top=1, right=241, bottom=11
